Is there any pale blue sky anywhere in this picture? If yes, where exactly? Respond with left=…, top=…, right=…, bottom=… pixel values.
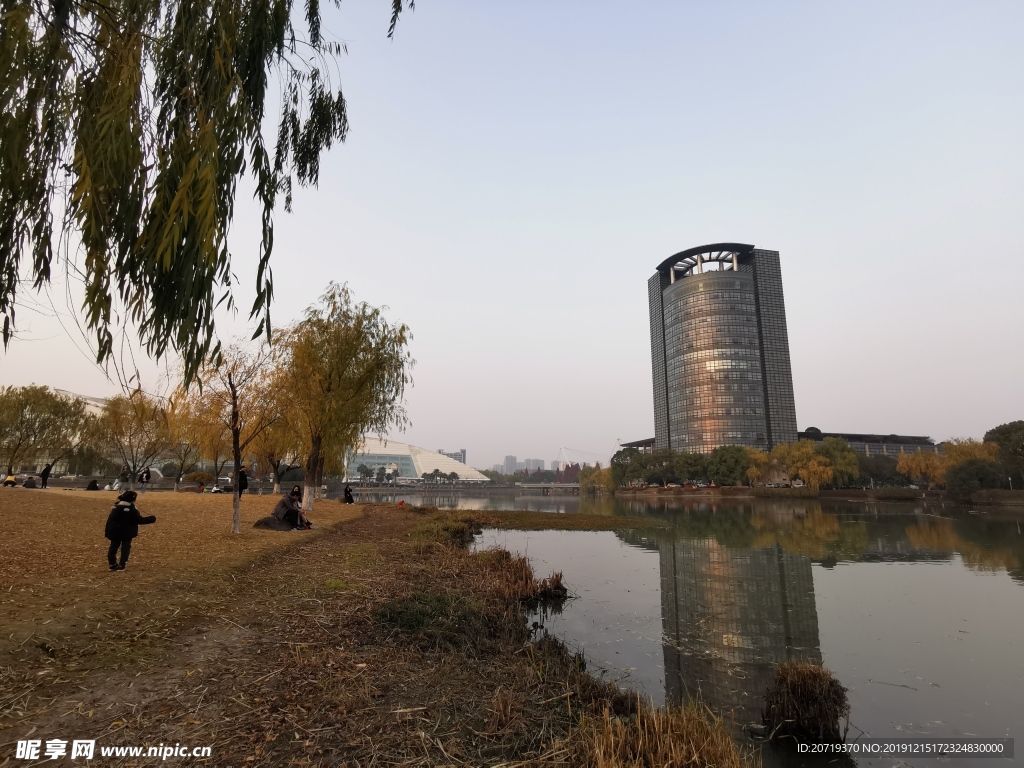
left=4, top=1, right=1023, bottom=469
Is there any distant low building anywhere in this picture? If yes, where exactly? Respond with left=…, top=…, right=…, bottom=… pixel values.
left=798, top=427, right=942, bottom=458
left=620, top=438, right=655, bottom=455
left=438, top=448, right=467, bottom=465
left=53, top=389, right=108, bottom=416
left=347, top=438, right=490, bottom=482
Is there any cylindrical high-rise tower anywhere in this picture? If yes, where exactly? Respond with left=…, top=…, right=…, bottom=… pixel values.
left=649, top=243, right=797, bottom=454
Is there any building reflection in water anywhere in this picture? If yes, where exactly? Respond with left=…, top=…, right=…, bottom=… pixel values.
left=660, top=534, right=821, bottom=726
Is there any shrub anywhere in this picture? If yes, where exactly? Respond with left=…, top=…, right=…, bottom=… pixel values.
left=945, top=459, right=1006, bottom=503
left=183, top=471, right=213, bottom=485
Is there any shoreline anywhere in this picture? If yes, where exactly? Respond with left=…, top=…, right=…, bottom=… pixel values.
left=0, top=495, right=749, bottom=766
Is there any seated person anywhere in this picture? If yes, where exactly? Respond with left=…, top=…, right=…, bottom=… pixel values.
left=272, top=485, right=304, bottom=528
left=3, top=474, right=17, bottom=488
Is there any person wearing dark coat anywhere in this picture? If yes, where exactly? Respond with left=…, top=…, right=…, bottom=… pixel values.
left=238, top=468, right=249, bottom=494
left=40, top=464, right=52, bottom=489
left=104, top=490, right=156, bottom=571
left=343, top=484, right=354, bottom=504
left=272, top=486, right=303, bottom=528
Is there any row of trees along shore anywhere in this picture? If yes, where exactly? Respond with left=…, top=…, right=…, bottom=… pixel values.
left=0, top=284, right=413, bottom=532
left=604, top=423, right=1024, bottom=501
left=352, top=466, right=460, bottom=486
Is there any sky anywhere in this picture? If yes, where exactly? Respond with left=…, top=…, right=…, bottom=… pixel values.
left=2, top=1, right=1023, bottom=470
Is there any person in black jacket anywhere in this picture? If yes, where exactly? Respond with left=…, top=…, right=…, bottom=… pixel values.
left=238, top=467, right=249, bottom=494
left=104, top=490, right=156, bottom=571
left=40, top=464, right=52, bottom=489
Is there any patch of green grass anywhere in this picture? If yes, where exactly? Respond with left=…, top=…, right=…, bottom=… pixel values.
left=376, top=591, right=490, bottom=649
left=322, top=579, right=349, bottom=591
left=345, top=542, right=379, bottom=564
left=408, top=514, right=481, bottom=546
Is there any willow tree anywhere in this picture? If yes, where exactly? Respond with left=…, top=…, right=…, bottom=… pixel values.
left=97, top=391, right=167, bottom=488
left=771, top=440, right=834, bottom=490
left=0, top=0, right=410, bottom=382
left=0, top=385, right=89, bottom=475
left=249, top=416, right=299, bottom=494
left=275, top=283, right=412, bottom=510
left=814, top=437, right=859, bottom=488
left=164, top=387, right=205, bottom=490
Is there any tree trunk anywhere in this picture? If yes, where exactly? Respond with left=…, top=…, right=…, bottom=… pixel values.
left=230, top=373, right=242, bottom=534
left=315, top=454, right=325, bottom=500
left=304, top=435, right=322, bottom=511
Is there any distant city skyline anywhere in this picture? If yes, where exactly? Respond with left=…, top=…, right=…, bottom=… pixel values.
left=1, top=2, right=1021, bottom=471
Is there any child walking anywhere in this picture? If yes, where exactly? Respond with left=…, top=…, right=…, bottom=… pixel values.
left=104, top=490, right=156, bottom=571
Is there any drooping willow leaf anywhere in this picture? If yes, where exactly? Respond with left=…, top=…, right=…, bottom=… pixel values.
left=0, top=0, right=411, bottom=383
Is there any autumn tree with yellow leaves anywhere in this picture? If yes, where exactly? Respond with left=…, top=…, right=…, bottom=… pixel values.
left=274, top=284, right=413, bottom=511
left=771, top=440, right=835, bottom=491
left=896, top=451, right=948, bottom=487
left=97, top=391, right=167, bottom=489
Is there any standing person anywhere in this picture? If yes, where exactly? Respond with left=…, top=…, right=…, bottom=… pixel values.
left=238, top=467, right=249, bottom=495
left=138, top=466, right=151, bottom=494
left=272, top=485, right=303, bottom=529
left=40, top=464, right=52, bottom=489
left=343, top=483, right=354, bottom=504
left=103, top=490, right=156, bottom=571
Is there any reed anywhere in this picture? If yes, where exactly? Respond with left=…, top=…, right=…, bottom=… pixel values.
left=763, top=660, right=850, bottom=743
left=582, top=703, right=746, bottom=768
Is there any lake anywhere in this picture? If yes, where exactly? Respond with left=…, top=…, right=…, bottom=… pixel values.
left=369, top=493, right=1024, bottom=767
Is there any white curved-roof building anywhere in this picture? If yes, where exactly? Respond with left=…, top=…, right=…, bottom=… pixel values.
left=346, top=438, right=490, bottom=482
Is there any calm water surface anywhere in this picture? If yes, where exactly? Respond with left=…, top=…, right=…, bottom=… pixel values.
left=386, top=493, right=1024, bottom=767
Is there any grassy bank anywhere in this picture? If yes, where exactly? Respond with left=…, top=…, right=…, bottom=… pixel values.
left=0, top=492, right=746, bottom=766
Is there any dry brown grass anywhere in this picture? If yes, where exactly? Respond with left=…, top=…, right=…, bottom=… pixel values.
left=0, top=488, right=360, bottom=638
left=583, top=705, right=747, bottom=768
left=763, top=660, right=850, bottom=743
left=0, top=493, right=753, bottom=767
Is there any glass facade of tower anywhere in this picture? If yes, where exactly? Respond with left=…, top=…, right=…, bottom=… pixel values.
left=650, top=244, right=798, bottom=453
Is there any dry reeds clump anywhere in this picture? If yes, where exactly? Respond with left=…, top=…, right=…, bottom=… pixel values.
left=583, top=704, right=746, bottom=768
left=476, top=548, right=569, bottom=605
left=535, top=570, right=569, bottom=601
left=763, top=660, right=849, bottom=743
